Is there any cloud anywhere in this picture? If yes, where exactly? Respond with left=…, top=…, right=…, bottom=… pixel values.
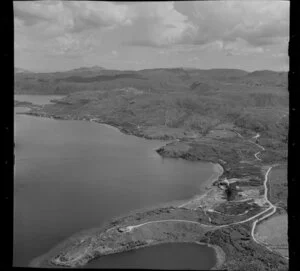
left=189, top=1, right=289, bottom=48
left=66, top=1, right=132, bottom=32
left=14, top=1, right=64, bottom=26
left=188, top=56, right=200, bottom=62
left=111, top=50, right=118, bottom=57
left=14, top=1, right=198, bottom=50
left=123, top=2, right=197, bottom=47
left=14, top=1, right=131, bottom=35
left=222, top=38, right=265, bottom=56
left=46, top=33, right=95, bottom=57
left=14, top=1, right=289, bottom=61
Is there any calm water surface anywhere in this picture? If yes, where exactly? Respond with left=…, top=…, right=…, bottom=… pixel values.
left=14, top=94, right=65, bottom=105
left=84, top=243, right=216, bottom=270
left=14, top=95, right=215, bottom=267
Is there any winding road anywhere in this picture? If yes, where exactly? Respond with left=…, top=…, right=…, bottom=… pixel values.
left=250, top=166, right=276, bottom=242
left=236, top=134, right=288, bottom=259
left=121, top=165, right=274, bottom=233
left=100, top=132, right=285, bottom=259
left=254, top=152, right=262, bottom=161
left=242, top=134, right=278, bottom=247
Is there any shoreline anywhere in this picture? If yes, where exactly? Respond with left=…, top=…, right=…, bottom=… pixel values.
left=195, top=242, right=226, bottom=270
left=30, top=239, right=225, bottom=270
left=28, top=161, right=225, bottom=267
left=19, top=105, right=226, bottom=269
left=15, top=103, right=287, bottom=270
left=85, top=241, right=226, bottom=270
left=204, top=163, right=224, bottom=190
left=15, top=104, right=222, bottom=209
left=96, top=122, right=123, bottom=133
left=28, top=159, right=225, bottom=268
left=176, top=162, right=223, bottom=208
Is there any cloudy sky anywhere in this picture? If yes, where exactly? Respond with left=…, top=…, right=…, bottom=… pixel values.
left=14, top=0, right=289, bottom=72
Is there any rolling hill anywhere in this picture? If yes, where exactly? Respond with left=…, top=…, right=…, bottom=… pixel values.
left=14, top=67, right=287, bottom=95
left=14, top=67, right=288, bottom=145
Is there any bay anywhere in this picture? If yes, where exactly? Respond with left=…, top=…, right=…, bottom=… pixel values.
left=14, top=95, right=215, bottom=267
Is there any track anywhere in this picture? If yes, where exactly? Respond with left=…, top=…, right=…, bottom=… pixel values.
left=246, top=134, right=288, bottom=259
left=102, top=132, right=286, bottom=259
left=119, top=164, right=275, bottom=233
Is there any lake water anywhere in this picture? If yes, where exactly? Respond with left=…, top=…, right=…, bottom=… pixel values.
left=14, top=95, right=216, bottom=268
left=84, top=243, right=216, bottom=270
left=15, top=94, right=65, bottom=105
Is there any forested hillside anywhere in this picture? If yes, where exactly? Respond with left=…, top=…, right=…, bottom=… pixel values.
left=15, top=67, right=288, bottom=143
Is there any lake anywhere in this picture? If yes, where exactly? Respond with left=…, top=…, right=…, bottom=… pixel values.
left=84, top=243, right=216, bottom=270
left=14, top=94, right=65, bottom=105
left=14, top=95, right=216, bottom=268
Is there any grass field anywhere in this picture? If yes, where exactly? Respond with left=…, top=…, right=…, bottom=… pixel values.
left=255, top=214, right=288, bottom=258
left=268, top=165, right=287, bottom=209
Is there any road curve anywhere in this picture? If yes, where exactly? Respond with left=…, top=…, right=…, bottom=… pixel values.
left=254, top=152, right=262, bottom=161
left=120, top=135, right=274, bottom=232
left=103, top=132, right=284, bottom=259
left=251, top=166, right=277, bottom=244
left=124, top=219, right=215, bottom=232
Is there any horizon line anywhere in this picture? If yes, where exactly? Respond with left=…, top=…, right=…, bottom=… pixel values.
left=15, top=65, right=289, bottom=74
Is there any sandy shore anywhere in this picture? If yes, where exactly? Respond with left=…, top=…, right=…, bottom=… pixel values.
left=176, top=162, right=224, bottom=208
left=96, top=122, right=122, bottom=133
left=203, top=163, right=224, bottom=190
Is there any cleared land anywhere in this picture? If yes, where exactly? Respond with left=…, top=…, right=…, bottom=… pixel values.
left=255, top=214, right=288, bottom=258
left=268, top=165, right=288, bottom=210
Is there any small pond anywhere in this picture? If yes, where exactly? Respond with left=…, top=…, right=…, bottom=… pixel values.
left=84, top=242, right=216, bottom=270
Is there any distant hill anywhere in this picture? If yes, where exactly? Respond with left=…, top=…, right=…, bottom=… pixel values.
left=203, top=69, right=249, bottom=78
left=238, top=70, right=288, bottom=87
left=65, top=66, right=106, bottom=73
left=15, top=66, right=288, bottom=143
left=14, top=67, right=33, bottom=74
left=14, top=66, right=287, bottom=95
